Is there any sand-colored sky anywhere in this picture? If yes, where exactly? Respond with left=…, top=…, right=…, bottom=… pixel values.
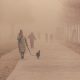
left=0, top=0, right=63, bottom=32
left=0, top=0, right=80, bottom=41
left=0, top=0, right=80, bottom=29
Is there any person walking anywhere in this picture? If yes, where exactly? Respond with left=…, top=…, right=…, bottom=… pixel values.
left=50, top=33, right=53, bottom=41
left=28, top=32, right=36, bottom=48
left=17, top=30, right=28, bottom=59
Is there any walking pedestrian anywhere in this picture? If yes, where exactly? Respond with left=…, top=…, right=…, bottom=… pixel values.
left=17, top=30, right=28, bottom=59
left=28, top=32, right=36, bottom=48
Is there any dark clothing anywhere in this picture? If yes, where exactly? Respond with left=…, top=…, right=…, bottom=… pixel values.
left=17, top=34, right=28, bottom=59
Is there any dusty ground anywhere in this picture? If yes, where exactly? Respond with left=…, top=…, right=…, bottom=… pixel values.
left=0, top=42, right=17, bottom=57
left=0, top=49, right=19, bottom=80
left=7, top=42, right=80, bottom=80
left=0, top=41, right=80, bottom=80
left=64, top=41, right=80, bottom=54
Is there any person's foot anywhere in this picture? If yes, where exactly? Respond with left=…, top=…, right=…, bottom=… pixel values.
left=21, top=56, right=24, bottom=59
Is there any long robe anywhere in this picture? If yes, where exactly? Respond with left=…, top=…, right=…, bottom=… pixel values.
left=17, top=35, right=27, bottom=53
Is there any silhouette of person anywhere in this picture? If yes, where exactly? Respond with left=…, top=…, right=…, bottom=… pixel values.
left=28, top=32, right=36, bottom=48
left=50, top=33, right=53, bottom=41
left=17, top=30, right=28, bottom=59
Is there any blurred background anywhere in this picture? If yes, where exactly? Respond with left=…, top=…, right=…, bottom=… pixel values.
left=0, top=0, right=80, bottom=55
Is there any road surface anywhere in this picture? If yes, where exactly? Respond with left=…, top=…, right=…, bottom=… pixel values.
left=7, top=41, right=80, bottom=80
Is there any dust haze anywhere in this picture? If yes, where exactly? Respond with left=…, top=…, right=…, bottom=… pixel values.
left=1, top=0, right=80, bottom=80
left=0, top=0, right=80, bottom=53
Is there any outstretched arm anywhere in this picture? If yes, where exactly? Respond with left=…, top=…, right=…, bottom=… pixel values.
left=25, top=38, right=28, bottom=47
left=25, top=38, right=32, bottom=55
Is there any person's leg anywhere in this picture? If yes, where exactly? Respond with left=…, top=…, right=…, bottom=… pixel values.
left=23, top=52, right=24, bottom=59
left=31, top=42, right=32, bottom=48
left=37, top=56, right=39, bottom=59
left=22, top=52, right=25, bottom=59
left=31, top=42, right=34, bottom=48
left=33, top=42, right=34, bottom=48
left=20, top=52, right=23, bottom=59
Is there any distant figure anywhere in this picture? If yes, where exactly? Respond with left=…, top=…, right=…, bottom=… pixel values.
left=28, top=32, right=36, bottom=48
left=45, top=33, right=48, bottom=42
left=17, top=30, right=28, bottom=59
left=50, top=33, right=53, bottom=41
